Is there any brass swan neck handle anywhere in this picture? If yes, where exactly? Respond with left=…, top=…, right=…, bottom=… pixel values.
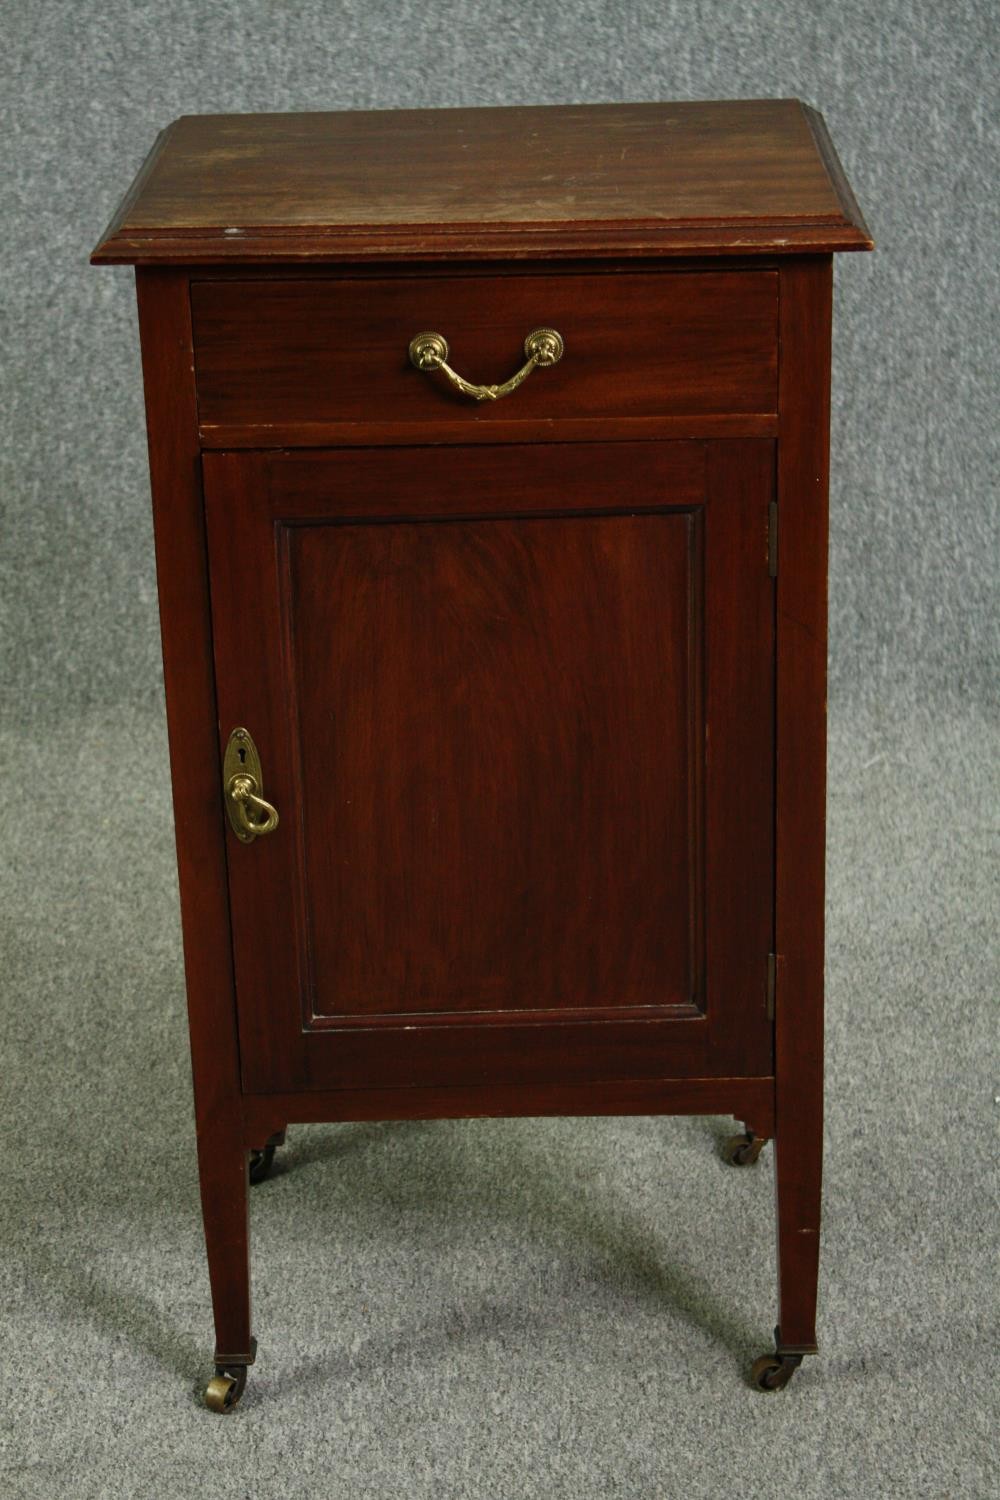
left=223, top=728, right=279, bottom=843
left=408, top=328, right=564, bottom=402
left=227, top=773, right=279, bottom=841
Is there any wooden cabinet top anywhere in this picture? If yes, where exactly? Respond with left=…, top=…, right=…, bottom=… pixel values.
left=92, top=98, right=872, bottom=265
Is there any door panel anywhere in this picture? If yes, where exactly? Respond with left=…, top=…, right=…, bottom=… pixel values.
left=204, top=441, right=774, bottom=1091
left=293, top=511, right=694, bottom=1019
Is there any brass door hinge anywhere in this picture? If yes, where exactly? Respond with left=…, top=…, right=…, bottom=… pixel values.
left=766, top=952, right=777, bottom=1020
left=768, top=501, right=778, bottom=577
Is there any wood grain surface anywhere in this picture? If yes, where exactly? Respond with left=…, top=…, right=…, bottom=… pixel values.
left=770, top=255, right=835, bottom=1354
left=203, top=438, right=775, bottom=1094
left=101, top=94, right=875, bottom=1384
left=92, top=99, right=873, bottom=263
left=242, top=1076, right=777, bottom=1143
left=134, top=269, right=253, bottom=1366
left=191, top=270, right=778, bottom=432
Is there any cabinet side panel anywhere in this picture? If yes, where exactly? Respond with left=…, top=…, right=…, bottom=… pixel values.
left=134, top=269, right=251, bottom=1354
left=773, top=255, right=833, bottom=1351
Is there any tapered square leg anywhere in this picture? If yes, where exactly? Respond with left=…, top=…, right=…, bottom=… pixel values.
left=773, top=1113, right=822, bottom=1354
left=196, top=1125, right=256, bottom=1412
left=757, top=255, right=833, bottom=1392
left=746, top=1110, right=821, bottom=1391
left=196, top=1127, right=254, bottom=1366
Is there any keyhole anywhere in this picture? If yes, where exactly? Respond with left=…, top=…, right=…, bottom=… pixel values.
left=238, top=747, right=247, bottom=763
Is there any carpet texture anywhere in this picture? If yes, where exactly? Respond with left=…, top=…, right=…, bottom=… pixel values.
left=2, top=0, right=998, bottom=723
left=1, top=703, right=996, bottom=1497
left=1, top=1, right=997, bottom=1495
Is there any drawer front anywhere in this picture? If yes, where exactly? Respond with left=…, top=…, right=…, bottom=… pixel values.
left=192, top=271, right=777, bottom=438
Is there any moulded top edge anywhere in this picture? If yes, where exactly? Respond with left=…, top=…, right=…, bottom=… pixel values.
left=91, top=99, right=874, bottom=266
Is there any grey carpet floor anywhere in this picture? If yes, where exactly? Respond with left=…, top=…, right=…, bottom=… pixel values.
left=3, top=0, right=997, bottom=1489
left=0, top=696, right=996, bottom=1498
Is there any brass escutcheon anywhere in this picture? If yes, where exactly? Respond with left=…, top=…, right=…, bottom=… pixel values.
left=223, top=728, right=279, bottom=843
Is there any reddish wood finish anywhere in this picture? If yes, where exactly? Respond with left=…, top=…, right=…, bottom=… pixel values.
left=703, top=439, right=776, bottom=1076
left=134, top=269, right=252, bottom=1365
left=95, top=103, right=872, bottom=1393
left=200, top=413, right=779, bottom=450
left=294, top=515, right=695, bottom=1016
left=91, top=100, right=872, bottom=264
left=772, top=256, right=833, bottom=1354
left=203, top=439, right=774, bottom=1093
left=243, top=1076, right=776, bottom=1143
left=191, top=270, right=778, bottom=432
left=190, top=260, right=781, bottom=451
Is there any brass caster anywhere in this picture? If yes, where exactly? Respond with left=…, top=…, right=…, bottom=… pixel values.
left=249, top=1145, right=276, bottom=1185
left=249, top=1129, right=285, bottom=1186
left=205, top=1364, right=249, bottom=1413
left=205, top=1336, right=256, bottom=1412
left=723, top=1131, right=767, bottom=1166
left=750, top=1351, right=803, bottom=1391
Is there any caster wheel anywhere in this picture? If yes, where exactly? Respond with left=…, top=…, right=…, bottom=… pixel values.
left=205, top=1364, right=249, bottom=1412
left=249, top=1144, right=276, bottom=1186
left=751, top=1352, right=801, bottom=1391
left=249, top=1129, right=286, bottom=1186
left=724, top=1132, right=766, bottom=1166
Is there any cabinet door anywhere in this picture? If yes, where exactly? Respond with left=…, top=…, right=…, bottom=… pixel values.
left=204, top=441, right=774, bottom=1093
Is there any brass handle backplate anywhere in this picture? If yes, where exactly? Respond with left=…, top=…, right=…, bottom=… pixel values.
left=408, top=327, right=564, bottom=402
left=223, top=727, right=279, bottom=843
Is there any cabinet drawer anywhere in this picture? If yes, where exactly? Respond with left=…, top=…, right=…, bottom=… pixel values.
left=191, top=271, right=777, bottom=442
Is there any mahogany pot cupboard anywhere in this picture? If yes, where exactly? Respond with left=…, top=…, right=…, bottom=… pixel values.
left=92, top=100, right=872, bottom=1409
